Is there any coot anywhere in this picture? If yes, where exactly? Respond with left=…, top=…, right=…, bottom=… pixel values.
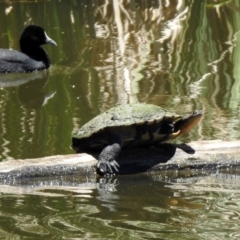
left=0, top=25, right=57, bottom=73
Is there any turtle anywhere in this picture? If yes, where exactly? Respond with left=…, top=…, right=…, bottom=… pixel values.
left=72, top=103, right=202, bottom=174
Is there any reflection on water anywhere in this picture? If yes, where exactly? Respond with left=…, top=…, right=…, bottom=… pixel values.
left=0, top=174, right=240, bottom=239
left=17, top=74, right=55, bottom=109
left=0, top=71, right=55, bottom=108
left=1, top=0, right=240, bottom=239
left=1, top=0, right=240, bottom=160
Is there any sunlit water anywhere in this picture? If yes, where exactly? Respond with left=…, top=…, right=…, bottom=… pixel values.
left=0, top=0, right=240, bottom=238
left=1, top=174, right=240, bottom=239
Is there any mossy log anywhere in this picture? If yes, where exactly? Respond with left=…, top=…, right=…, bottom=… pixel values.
left=0, top=140, right=240, bottom=183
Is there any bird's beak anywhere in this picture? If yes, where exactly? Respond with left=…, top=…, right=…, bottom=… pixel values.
left=44, top=32, right=57, bottom=46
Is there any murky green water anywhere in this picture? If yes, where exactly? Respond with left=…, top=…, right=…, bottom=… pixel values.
left=1, top=173, right=240, bottom=239
left=0, top=0, right=240, bottom=238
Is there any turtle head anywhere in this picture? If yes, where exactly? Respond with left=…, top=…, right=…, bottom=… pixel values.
left=72, top=136, right=92, bottom=152
left=170, top=110, right=203, bottom=139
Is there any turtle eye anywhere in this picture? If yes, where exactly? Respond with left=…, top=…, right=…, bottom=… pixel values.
left=192, top=110, right=198, bottom=115
left=192, top=110, right=203, bottom=115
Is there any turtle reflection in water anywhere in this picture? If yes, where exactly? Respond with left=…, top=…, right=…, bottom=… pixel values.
left=72, top=103, right=202, bottom=175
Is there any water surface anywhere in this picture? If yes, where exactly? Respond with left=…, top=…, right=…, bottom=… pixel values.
left=0, top=0, right=240, bottom=238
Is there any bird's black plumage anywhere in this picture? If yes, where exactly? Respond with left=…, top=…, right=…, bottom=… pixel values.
left=0, top=25, right=57, bottom=73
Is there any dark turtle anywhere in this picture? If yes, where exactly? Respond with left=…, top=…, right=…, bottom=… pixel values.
left=72, top=103, right=202, bottom=174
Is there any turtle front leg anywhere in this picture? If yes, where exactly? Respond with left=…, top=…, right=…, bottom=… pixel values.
left=97, top=132, right=122, bottom=174
left=97, top=143, right=121, bottom=174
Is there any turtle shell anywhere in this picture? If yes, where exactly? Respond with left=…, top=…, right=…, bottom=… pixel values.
left=72, top=103, right=182, bottom=150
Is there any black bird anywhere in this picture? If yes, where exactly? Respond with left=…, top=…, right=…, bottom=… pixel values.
left=0, top=25, right=57, bottom=73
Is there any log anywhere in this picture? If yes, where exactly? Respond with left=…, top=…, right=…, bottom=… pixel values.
left=0, top=153, right=97, bottom=182
left=0, top=140, right=240, bottom=184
